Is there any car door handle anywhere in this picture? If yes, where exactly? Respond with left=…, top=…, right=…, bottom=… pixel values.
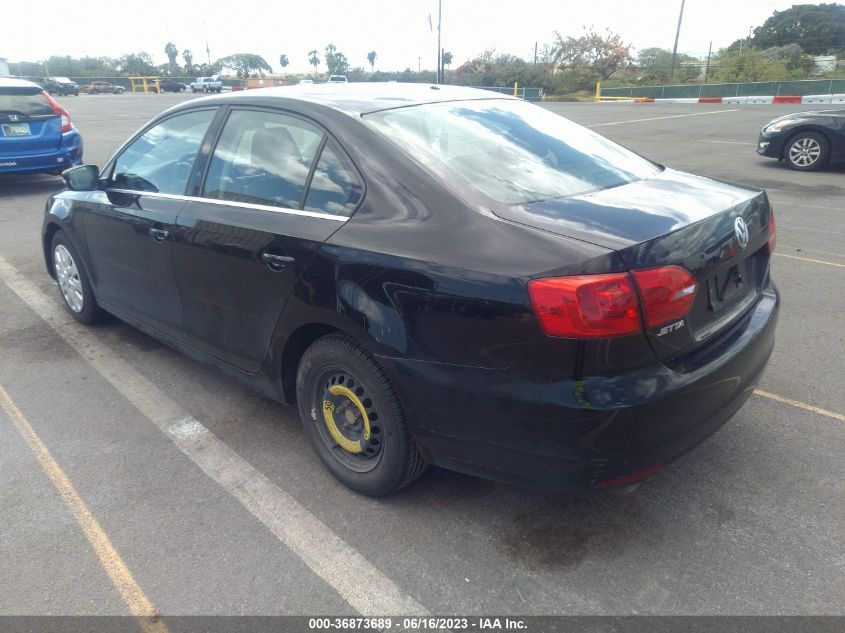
left=149, top=228, right=170, bottom=242
left=260, top=252, right=295, bottom=268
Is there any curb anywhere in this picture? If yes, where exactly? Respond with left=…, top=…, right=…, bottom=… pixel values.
left=607, top=94, right=845, bottom=105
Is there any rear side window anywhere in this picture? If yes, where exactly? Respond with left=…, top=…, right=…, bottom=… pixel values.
left=364, top=99, right=660, bottom=205
left=203, top=109, right=323, bottom=209
left=111, top=109, right=216, bottom=195
left=304, top=142, right=362, bottom=216
left=0, top=88, right=54, bottom=117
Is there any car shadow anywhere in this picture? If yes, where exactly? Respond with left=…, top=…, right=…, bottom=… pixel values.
left=0, top=174, right=64, bottom=196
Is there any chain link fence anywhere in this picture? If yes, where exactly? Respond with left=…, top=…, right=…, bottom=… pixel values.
left=602, top=79, right=845, bottom=99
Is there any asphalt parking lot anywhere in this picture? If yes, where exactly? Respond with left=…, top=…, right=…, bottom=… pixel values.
left=0, top=93, right=843, bottom=618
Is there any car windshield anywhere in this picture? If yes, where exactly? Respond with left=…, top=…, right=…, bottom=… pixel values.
left=53, top=77, right=72, bottom=83
left=364, top=99, right=660, bottom=205
left=0, top=88, right=54, bottom=116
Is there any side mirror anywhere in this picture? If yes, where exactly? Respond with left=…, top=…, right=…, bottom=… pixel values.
left=62, top=165, right=100, bottom=191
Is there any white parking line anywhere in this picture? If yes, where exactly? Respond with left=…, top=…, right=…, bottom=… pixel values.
left=0, top=255, right=426, bottom=617
left=589, top=109, right=740, bottom=127
left=774, top=253, right=845, bottom=268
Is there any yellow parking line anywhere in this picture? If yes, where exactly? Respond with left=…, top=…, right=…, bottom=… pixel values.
left=774, top=253, right=845, bottom=268
left=0, top=384, right=168, bottom=633
left=754, top=389, right=845, bottom=424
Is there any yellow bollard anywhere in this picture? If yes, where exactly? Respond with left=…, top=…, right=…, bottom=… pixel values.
left=514, top=81, right=518, bottom=97
left=595, top=81, right=601, bottom=102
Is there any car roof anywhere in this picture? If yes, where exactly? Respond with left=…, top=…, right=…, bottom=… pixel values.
left=200, top=82, right=516, bottom=116
left=0, top=77, right=42, bottom=90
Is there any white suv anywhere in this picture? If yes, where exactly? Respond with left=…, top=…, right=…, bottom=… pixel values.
left=327, top=75, right=348, bottom=84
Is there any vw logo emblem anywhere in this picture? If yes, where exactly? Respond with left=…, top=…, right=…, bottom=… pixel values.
left=8, top=114, right=19, bottom=122
left=734, top=217, right=750, bottom=249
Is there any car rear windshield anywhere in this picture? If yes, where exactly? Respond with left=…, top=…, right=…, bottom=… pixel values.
left=0, top=88, right=54, bottom=117
left=364, top=99, right=660, bottom=205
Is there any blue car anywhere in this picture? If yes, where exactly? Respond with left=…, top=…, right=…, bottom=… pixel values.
left=0, top=78, right=82, bottom=176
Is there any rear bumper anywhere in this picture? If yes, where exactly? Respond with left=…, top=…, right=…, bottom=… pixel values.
left=0, top=130, right=83, bottom=175
left=379, top=286, right=779, bottom=490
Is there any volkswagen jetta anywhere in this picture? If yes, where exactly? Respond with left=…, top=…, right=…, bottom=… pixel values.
left=42, top=84, right=779, bottom=495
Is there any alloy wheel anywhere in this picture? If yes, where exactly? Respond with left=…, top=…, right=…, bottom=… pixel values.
left=53, top=244, right=84, bottom=313
left=788, top=137, right=822, bottom=168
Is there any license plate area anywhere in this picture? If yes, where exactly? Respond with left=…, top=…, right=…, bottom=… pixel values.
left=705, top=262, right=752, bottom=313
left=1, top=123, right=31, bottom=137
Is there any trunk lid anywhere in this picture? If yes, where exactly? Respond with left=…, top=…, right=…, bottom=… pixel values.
left=0, top=86, right=62, bottom=157
left=494, top=169, right=772, bottom=362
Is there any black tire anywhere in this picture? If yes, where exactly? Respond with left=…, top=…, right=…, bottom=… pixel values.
left=50, top=232, right=104, bottom=324
left=179, top=87, right=185, bottom=93
left=784, top=131, right=830, bottom=171
left=296, top=334, right=427, bottom=496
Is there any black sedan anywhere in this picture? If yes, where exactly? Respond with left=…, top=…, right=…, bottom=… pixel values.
left=152, top=80, right=188, bottom=93
left=44, top=84, right=779, bottom=496
left=757, top=108, right=845, bottom=171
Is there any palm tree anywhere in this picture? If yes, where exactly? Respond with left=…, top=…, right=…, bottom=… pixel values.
left=279, top=54, right=289, bottom=78
left=367, top=50, right=377, bottom=73
left=308, top=50, right=320, bottom=80
left=164, top=42, right=179, bottom=76
left=182, top=49, right=194, bottom=75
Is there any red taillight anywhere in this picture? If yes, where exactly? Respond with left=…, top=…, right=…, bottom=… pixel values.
left=42, top=91, right=72, bottom=133
left=527, top=273, right=641, bottom=338
left=631, top=266, right=698, bottom=329
left=528, top=266, right=698, bottom=338
left=765, top=207, right=776, bottom=254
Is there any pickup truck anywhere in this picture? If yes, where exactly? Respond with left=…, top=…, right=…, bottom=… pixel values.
left=190, top=76, right=223, bottom=93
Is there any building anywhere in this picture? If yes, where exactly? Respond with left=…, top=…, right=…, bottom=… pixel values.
left=0, top=58, right=10, bottom=77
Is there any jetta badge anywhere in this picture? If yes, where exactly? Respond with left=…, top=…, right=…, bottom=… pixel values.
left=734, top=217, right=750, bottom=250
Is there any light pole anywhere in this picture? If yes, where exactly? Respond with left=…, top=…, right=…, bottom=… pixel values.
left=670, top=0, right=686, bottom=81
left=436, top=0, right=442, bottom=84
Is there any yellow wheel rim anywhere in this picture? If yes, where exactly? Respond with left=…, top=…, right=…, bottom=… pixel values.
left=322, top=384, right=371, bottom=454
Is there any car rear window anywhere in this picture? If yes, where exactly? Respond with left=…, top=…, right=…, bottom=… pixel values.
left=0, top=88, right=54, bottom=117
left=364, top=99, right=660, bottom=205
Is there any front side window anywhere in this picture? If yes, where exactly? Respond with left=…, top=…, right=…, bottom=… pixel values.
left=112, top=109, right=216, bottom=194
left=364, top=99, right=661, bottom=205
left=203, top=109, right=323, bottom=209
left=304, top=142, right=362, bottom=216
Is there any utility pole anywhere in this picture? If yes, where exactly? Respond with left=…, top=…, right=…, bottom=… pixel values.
left=534, top=41, right=538, bottom=65
left=418, top=56, right=421, bottom=74
left=436, top=0, right=442, bottom=84
left=204, top=22, right=211, bottom=66
left=670, top=0, right=686, bottom=80
left=704, top=41, right=712, bottom=82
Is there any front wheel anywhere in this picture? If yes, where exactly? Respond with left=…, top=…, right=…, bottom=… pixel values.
left=51, top=233, right=104, bottom=324
left=785, top=131, right=830, bottom=171
left=296, top=334, right=427, bottom=496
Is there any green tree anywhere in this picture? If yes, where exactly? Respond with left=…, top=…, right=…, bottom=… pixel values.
left=713, top=48, right=790, bottom=82
left=308, top=49, right=321, bottom=79
left=182, top=49, right=194, bottom=76
left=442, top=51, right=453, bottom=70
left=325, top=43, right=349, bottom=75
left=367, top=50, right=377, bottom=73
left=164, top=42, right=179, bottom=76
left=118, top=52, right=156, bottom=76
left=749, top=4, right=845, bottom=55
left=215, top=54, right=272, bottom=79
left=636, top=47, right=699, bottom=83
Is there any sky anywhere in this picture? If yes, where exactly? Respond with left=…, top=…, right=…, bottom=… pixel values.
left=2, top=0, right=839, bottom=75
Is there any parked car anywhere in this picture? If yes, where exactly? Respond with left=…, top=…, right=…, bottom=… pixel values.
left=41, top=84, right=778, bottom=496
left=191, top=76, right=222, bottom=93
left=298, top=79, right=315, bottom=85
left=155, top=80, right=188, bottom=93
left=43, top=77, right=79, bottom=96
left=327, top=75, right=348, bottom=83
left=0, top=78, right=82, bottom=176
left=757, top=109, right=845, bottom=171
left=87, top=81, right=125, bottom=94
